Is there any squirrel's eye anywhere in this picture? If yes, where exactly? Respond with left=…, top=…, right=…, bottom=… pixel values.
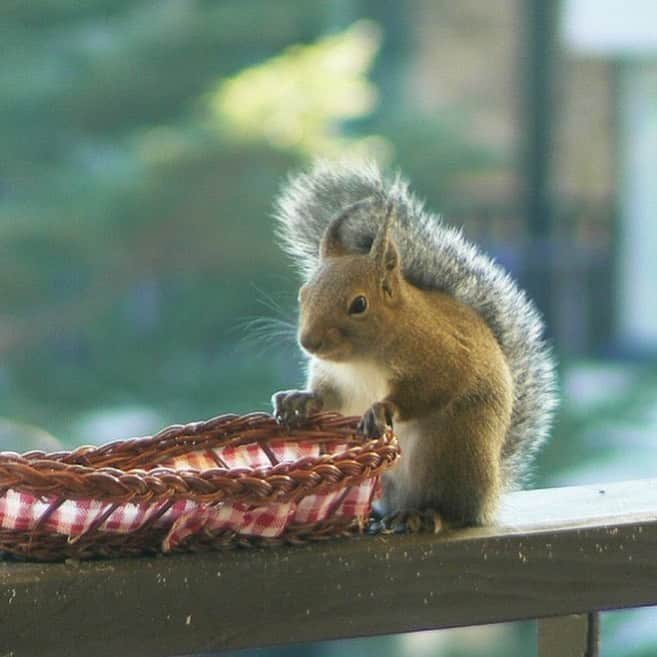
left=348, top=295, right=368, bottom=315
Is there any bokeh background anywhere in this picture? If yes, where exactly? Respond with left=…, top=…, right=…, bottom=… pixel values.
left=2, top=1, right=657, bottom=655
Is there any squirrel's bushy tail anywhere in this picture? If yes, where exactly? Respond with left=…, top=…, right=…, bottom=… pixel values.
left=275, top=160, right=558, bottom=488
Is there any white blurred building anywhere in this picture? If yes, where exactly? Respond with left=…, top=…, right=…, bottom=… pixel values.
left=564, top=0, right=657, bottom=351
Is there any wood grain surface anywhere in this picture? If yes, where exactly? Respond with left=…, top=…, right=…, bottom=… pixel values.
left=1, top=478, right=655, bottom=657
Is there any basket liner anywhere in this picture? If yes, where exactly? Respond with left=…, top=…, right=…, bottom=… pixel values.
left=0, top=413, right=399, bottom=560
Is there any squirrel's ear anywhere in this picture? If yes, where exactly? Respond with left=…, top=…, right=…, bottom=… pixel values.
left=370, top=200, right=400, bottom=279
left=320, top=198, right=372, bottom=259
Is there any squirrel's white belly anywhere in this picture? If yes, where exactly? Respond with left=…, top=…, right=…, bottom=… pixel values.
left=318, top=359, right=390, bottom=416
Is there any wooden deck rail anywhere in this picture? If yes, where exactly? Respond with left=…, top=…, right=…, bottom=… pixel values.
left=1, top=478, right=656, bottom=657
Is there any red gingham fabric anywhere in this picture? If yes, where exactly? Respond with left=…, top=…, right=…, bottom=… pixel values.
left=0, top=440, right=378, bottom=552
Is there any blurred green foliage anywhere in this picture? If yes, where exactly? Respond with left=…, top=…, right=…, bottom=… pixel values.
left=212, top=19, right=387, bottom=158
left=0, top=1, right=496, bottom=441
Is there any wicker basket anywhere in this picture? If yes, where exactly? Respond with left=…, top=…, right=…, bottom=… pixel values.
left=0, top=412, right=400, bottom=561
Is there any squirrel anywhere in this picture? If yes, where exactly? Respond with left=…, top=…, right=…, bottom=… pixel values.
left=271, top=161, right=557, bottom=528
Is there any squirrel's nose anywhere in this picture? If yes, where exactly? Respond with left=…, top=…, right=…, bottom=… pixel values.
left=299, top=332, right=323, bottom=353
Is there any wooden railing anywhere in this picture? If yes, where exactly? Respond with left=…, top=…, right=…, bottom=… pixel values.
left=1, top=478, right=656, bottom=657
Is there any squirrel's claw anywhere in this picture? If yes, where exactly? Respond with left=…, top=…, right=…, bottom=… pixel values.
left=368, top=509, right=444, bottom=535
left=272, top=390, right=322, bottom=427
left=358, top=401, right=394, bottom=438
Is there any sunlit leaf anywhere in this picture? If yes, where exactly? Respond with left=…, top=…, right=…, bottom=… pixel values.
left=209, top=20, right=389, bottom=160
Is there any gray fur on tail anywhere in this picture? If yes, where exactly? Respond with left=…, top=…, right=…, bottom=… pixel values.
left=274, top=160, right=558, bottom=489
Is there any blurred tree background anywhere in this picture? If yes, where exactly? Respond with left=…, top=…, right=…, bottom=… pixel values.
left=0, top=1, right=495, bottom=444
left=2, top=1, right=657, bottom=656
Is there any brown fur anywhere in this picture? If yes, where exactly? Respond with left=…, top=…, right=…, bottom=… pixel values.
left=278, top=210, right=514, bottom=526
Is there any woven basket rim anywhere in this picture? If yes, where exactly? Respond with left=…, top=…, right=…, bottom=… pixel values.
left=1, top=412, right=371, bottom=463
left=0, top=412, right=400, bottom=505
left=0, top=412, right=400, bottom=561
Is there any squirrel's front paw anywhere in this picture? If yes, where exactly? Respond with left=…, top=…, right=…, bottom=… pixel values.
left=358, top=401, right=394, bottom=438
left=271, top=390, right=323, bottom=426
